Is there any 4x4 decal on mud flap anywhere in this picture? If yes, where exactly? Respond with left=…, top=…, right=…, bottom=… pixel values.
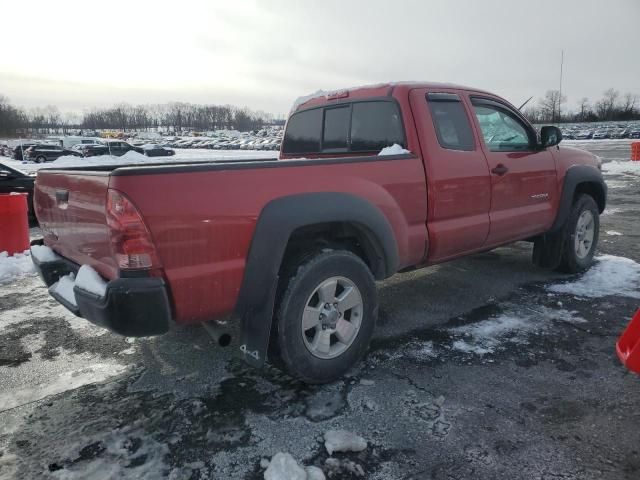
left=239, top=344, right=260, bottom=361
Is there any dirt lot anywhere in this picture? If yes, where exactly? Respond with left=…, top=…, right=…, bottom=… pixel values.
left=1, top=140, right=639, bottom=479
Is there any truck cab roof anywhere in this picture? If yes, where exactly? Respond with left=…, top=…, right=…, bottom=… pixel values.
left=292, top=81, right=495, bottom=113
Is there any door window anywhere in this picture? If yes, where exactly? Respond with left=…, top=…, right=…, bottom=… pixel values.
left=472, top=101, right=532, bottom=152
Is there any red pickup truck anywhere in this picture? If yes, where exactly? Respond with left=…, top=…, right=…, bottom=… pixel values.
left=31, top=82, right=606, bottom=383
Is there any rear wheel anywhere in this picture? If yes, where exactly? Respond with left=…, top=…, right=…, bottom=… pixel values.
left=35, top=155, right=46, bottom=163
left=272, top=250, right=377, bottom=384
left=557, top=194, right=599, bottom=273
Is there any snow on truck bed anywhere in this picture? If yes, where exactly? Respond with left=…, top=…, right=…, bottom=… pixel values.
left=5, top=149, right=276, bottom=173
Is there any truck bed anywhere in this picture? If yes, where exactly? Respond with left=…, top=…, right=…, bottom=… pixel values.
left=34, top=152, right=427, bottom=324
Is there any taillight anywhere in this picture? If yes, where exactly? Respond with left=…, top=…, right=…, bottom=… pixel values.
left=106, top=189, right=160, bottom=270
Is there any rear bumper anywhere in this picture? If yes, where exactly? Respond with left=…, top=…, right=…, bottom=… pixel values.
left=30, top=240, right=171, bottom=337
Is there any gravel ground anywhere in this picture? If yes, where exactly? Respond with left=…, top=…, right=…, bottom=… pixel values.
left=1, top=140, right=639, bottom=479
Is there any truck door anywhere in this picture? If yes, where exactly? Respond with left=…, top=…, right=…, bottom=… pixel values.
left=467, top=96, right=557, bottom=246
left=409, top=89, right=492, bottom=262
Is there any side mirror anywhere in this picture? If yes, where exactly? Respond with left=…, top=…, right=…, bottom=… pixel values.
left=540, top=126, right=562, bottom=148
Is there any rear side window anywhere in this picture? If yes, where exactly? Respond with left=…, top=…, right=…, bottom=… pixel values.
left=350, top=102, right=404, bottom=152
left=323, top=106, right=350, bottom=150
left=282, top=108, right=322, bottom=154
left=427, top=93, right=474, bottom=151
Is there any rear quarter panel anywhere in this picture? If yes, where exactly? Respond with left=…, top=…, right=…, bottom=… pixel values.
left=109, top=158, right=427, bottom=324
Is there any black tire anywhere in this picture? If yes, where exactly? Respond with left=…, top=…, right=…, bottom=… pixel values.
left=271, top=250, right=377, bottom=384
left=556, top=194, right=600, bottom=273
left=35, top=155, right=46, bottom=163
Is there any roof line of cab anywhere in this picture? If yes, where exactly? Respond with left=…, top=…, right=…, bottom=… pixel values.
left=294, top=81, right=497, bottom=113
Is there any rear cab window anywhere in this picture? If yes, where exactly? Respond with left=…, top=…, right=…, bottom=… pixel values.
left=282, top=108, right=322, bottom=154
left=350, top=102, right=404, bottom=152
left=282, top=100, right=406, bottom=156
left=323, top=106, right=350, bottom=151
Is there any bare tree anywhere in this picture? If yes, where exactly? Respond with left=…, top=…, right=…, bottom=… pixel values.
left=596, top=88, right=619, bottom=120
left=539, top=90, right=567, bottom=122
left=577, top=97, right=590, bottom=122
left=621, top=93, right=638, bottom=117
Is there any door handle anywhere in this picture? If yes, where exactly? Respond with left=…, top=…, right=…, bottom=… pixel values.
left=491, top=164, right=509, bottom=176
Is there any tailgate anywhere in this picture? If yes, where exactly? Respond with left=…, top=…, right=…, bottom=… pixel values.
left=34, top=170, right=118, bottom=280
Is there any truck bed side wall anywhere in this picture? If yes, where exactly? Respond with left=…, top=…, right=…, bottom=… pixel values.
left=109, top=158, right=428, bottom=324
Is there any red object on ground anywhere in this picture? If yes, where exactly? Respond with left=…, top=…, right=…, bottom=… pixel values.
left=0, top=193, right=30, bottom=256
left=631, top=142, right=640, bottom=161
left=617, top=308, right=640, bottom=373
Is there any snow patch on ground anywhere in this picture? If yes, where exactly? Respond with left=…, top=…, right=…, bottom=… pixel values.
left=606, top=230, right=623, bottom=236
left=451, top=340, right=494, bottom=355
left=403, top=340, right=438, bottom=360
left=378, top=143, right=411, bottom=156
left=0, top=362, right=128, bottom=410
left=49, top=424, right=169, bottom=480
left=548, top=255, right=640, bottom=299
left=0, top=250, right=35, bottom=284
left=264, top=452, right=307, bottom=480
left=450, top=306, right=586, bottom=355
left=306, top=466, right=326, bottom=480
left=602, top=160, right=640, bottom=176
left=324, top=430, right=367, bottom=455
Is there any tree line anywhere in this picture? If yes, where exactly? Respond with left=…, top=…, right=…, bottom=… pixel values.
left=524, top=88, right=639, bottom=124
left=0, top=95, right=275, bottom=136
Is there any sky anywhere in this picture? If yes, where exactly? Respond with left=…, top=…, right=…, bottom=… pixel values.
left=1, top=0, right=638, bottom=117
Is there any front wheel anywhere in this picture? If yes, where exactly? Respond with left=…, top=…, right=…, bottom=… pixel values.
left=557, top=194, right=600, bottom=273
left=272, top=250, right=377, bottom=384
left=35, top=155, right=46, bottom=163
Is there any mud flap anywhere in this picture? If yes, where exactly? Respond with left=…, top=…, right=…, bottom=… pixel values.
left=616, top=308, right=640, bottom=374
left=532, top=228, right=565, bottom=269
left=237, top=277, right=279, bottom=368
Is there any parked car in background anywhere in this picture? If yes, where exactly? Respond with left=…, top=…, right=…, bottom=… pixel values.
left=142, top=144, right=175, bottom=157
left=592, top=130, right=610, bottom=139
left=560, top=129, right=575, bottom=140
left=7, top=143, right=38, bottom=160
left=629, top=129, right=640, bottom=139
left=574, top=130, right=593, bottom=140
left=0, top=162, right=35, bottom=218
left=56, top=136, right=104, bottom=149
left=24, top=144, right=81, bottom=163
left=81, top=140, right=144, bottom=157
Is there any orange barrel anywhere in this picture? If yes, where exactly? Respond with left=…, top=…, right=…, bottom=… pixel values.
left=0, top=193, right=30, bottom=256
left=632, top=142, right=640, bottom=161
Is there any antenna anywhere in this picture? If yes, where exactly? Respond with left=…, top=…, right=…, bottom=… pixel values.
left=558, top=50, right=564, bottom=123
left=518, top=96, right=534, bottom=111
